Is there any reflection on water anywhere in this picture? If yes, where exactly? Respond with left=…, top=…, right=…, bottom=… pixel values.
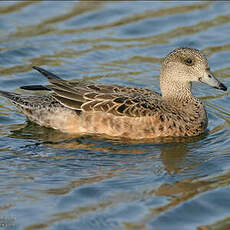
left=0, top=1, right=230, bottom=230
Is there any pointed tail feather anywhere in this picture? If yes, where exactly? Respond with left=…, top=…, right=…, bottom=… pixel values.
left=21, top=66, right=59, bottom=91
left=32, top=66, right=63, bottom=81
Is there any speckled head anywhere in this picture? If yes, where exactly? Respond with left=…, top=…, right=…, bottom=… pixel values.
left=164, top=47, right=209, bottom=69
left=160, top=47, right=227, bottom=94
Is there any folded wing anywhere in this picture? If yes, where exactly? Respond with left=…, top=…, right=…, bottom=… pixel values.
left=20, top=66, right=162, bottom=117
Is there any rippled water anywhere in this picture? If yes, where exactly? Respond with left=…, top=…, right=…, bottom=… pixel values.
left=0, top=2, right=230, bottom=230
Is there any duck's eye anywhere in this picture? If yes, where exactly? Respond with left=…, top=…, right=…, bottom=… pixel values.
left=185, top=58, right=194, bottom=66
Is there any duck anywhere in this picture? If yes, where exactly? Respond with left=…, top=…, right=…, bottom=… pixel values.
left=0, top=47, right=227, bottom=139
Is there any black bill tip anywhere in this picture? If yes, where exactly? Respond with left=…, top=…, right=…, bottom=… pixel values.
left=213, top=83, right=228, bottom=91
left=215, top=82, right=228, bottom=91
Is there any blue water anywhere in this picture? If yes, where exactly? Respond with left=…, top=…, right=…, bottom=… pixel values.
left=0, top=2, right=230, bottom=230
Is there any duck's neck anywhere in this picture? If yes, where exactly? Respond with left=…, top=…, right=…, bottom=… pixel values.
left=160, top=78, right=196, bottom=103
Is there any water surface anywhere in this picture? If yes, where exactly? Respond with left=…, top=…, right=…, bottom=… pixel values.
left=0, top=2, right=230, bottom=230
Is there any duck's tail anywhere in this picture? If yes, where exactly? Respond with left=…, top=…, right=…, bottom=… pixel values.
left=0, top=66, right=65, bottom=107
left=0, top=90, right=19, bottom=101
left=0, top=89, right=54, bottom=110
left=0, top=90, right=32, bottom=110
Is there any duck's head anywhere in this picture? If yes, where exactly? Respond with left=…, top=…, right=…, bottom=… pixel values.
left=160, top=47, right=227, bottom=93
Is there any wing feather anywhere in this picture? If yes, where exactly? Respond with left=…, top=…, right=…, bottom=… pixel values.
left=30, top=66, right=162, bottom=117
left=53, top=95, right=83, bottom=110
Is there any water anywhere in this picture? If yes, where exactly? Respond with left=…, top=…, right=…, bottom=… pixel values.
left=0, top=2, right=230, bottom=230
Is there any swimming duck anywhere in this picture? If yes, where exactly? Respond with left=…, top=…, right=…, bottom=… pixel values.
left=0, top=47, right=227, bottom=139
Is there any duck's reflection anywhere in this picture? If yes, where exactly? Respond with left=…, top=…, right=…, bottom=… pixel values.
left=8, top=122, right=222, bottom=229
left=8, top=121, right=207, bottom=174
left=160, top=143, right=189, bottom=175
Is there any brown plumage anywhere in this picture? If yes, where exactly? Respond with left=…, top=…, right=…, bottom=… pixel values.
left=0, top=47, right=227, bottom=139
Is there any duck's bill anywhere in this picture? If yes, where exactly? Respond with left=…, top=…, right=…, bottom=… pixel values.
left=199, top=70, right=227, bottom=91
